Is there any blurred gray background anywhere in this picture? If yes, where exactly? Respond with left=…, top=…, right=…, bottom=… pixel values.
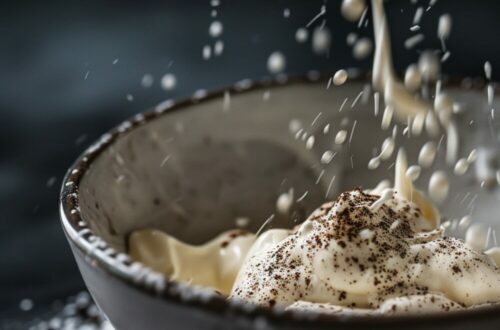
left=0, top=0, right=499, bottom=325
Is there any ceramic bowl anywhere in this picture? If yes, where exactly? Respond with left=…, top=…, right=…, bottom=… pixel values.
left=60, top=74, right=500, bottom=329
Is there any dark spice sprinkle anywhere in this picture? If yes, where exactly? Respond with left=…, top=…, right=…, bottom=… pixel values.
left=229, top=188, right=499, bottom=312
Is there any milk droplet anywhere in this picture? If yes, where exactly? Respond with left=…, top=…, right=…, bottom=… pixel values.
left=487, top=84, right=494, bottom=106
left=418, top=51, right=441, bottom=82
left=368, top=157, right=381, bottom=170
left=19, top=299, right=34, bottom=311
left=381, top=105, right=394, bottom=130
left=235, top=217, right=250, bottom=228
left=306, top=135, right=315, bottom=150
left=454, top=158, right=469, bottom=176
left=411, top=112, right=425, bottom=136
left=295, top=28, right=309, bottom=43
left=413, top=6, right=424, bottom=25
left=209, top=21, right=223, bottom=37
left=214, top=40, right=224, bottom=55
left=465, top=224, right=489, bottom=251
left=346, top=32, right=358, bottom=46
left=404, top=34, right=425, bottom=49
left=267, top=52, right=286, bottom=74
left=289, top=119, right=303, bottom=134
left=379, top=137, right=395, bottom=160
left=404, top=64, right=422, bottom=92
left=353, top=38, right=373, bottom=60
left=437, top=14, right=452, bottom=40
left=321, top=150, right=336, bottom=164
left=485, top=247, right=500, bottom=267
left=334, top=130, right=348, bottom=144
left=428, top=171, right=449, bottom=203
left=434, top=93, right=453, bottom=125
left=202, top=45, right=212, bottom=60
left=446, top=122, right=459, bottom=165
left=475, top=147, right=496, bottom=187
left=323, top=124, right=330, bottom=134
left=374, top=92, right=380, bottom=116
left=425, top=111, right=440, bottom=137
left=333, top=70, right=348, bottom=86
left=276, top=189, right=294, bottom=214
left=484, top=61, right=492, bottom=80
left=458, top=215, right=472, bottom=230
left=341, top=0, right=366, bottom=22
left=312, top=27, right=331, bottom=55
left=141, top=74, right=154, bottom=88
left=467, top=149, right=477, bottom=163
left=406, top=165, right=421, bottom=181
left=161, top=73, right=177, bottom=91
left=418, top=142, right=437, bottom=168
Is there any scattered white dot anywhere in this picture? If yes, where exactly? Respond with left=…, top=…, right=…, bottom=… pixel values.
left=341, top=0, right=366, bottom=22
left=46, top=176, right=57, bottom=188
left=346, top=32, right=358, bottom=46
left=295, top=28, right=309, bottom=43
left=379, top=137, right=395, bottom=160
left=404, top=34, right=425, bottom=49
left=333, top=69, right=348, bottom=86
left=353, top=38, right=373, bottom=59
left=209, top=21, right=223, bottom=37
left=484, top=61, right=492, bottom=80
left=381, top=105, right=394, bottom=130
left=418, top=141, right=437, bottom=168
left=418, top=51, right=441, bottom=81
left=141, top=74, right=154, bottom=88
left=19, top=299, right=34, bottom=311
left=465, top=224, right=489, bottom=251
left=276, top=189, right=294, bottom=215
left=202, top=45, right=211, bottom=60
left=368, top=157, right=381, bottom=170
left=437, top=14, right=452, bottom=40
left=214, top=40, right=224, bottom=55
left=321, top=150, right=336, bottom=164
left=467, top=149, right=477, bottom=163
left=289, top=119, right=303, bottom=134
left=312, top=27, right=331, bottom=55
left=335, top=130, right=348, bottom=145
left=161, top=73, right=177, bottom=91
left=458, top=215, right=472, bottom=230
left=267, top=52, right=287, bottom=74
left=306, top=135, right=315, bottom=150
left=454, top=158, right=469, bottom=176
left=406, top=165, right=421, bottom=181
left=428, top=170, right=449, bottom=203
left=235, top=217, right=250, bottom=228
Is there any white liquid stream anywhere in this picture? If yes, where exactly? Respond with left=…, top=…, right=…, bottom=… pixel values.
left=371, top=0, right=432, bottom=119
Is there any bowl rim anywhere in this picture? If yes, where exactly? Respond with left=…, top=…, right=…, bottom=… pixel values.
left=60, top=71, right=500, bottom=327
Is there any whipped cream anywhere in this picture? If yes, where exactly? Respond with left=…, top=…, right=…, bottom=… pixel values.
left=229, top=150, right=500, bottom=312
left=129, top=228, right=255, bottom=295
left=129, top=150, right=500, bottom=314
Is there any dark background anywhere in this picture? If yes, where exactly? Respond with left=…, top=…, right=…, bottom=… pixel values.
left=0, top=0, right=498, bottom=325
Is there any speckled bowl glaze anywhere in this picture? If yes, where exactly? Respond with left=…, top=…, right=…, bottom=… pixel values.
left=61, top=73, right=500, bottom=330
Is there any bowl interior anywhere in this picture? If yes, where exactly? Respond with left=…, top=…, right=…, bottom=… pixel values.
left=77, top=79, right=500, bottom=253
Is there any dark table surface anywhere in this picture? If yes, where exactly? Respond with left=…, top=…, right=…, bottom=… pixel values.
left=1, top=0, right=499, bottom=327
